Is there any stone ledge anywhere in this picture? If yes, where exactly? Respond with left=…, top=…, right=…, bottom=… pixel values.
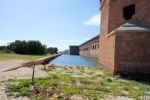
left=107, top=30, right=150, bottom=38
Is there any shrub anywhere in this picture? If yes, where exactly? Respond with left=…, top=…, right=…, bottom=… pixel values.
left=107, top=78, right=113, bottom=83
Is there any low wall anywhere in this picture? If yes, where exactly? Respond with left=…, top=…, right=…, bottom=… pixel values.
left=36, top=54, right=62, bottom=64
left=3, top=54, right=62, bottom=72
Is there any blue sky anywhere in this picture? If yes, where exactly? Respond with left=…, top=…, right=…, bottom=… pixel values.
left=0, top=0, right=100, bottom=51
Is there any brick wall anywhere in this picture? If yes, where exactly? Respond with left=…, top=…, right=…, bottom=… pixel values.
left=108, top=0, right=150, bottom=33
left=99, top=0, right=116, bottom=73
left=98, top=35, right=115, bottom=73
left=130, top=0, right=150, bottom=27
left=79, top=35, right=99, bottom=59
left=115, top=32, right=150, bottom=76
left=99, top=0, right=150, bottom=75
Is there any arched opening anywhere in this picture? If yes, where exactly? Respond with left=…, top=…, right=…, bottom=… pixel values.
left=123, top=4, right=135, bottom=20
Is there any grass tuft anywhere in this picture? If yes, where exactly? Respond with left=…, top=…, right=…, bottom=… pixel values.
left=5, top=65, right=150, bottom=100
left=0, top=53, right=52, bottom=61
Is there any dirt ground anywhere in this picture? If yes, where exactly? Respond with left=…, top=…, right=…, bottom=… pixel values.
left=0, top=60, right=135, bottom=100
left=0, top=60, right=48, bottom=100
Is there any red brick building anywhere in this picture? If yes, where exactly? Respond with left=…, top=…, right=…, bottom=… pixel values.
left=79, top=35, right=99, bottom=59
left=99, top=0, right=150, bottom=77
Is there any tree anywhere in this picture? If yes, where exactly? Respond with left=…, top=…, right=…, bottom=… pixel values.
left=3, top=40, right=57, bottom=55
left=6, top=40, right=46, bottom=55
left=46, top=47, right=58, bottom=54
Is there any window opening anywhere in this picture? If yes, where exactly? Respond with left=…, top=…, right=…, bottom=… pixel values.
left=123, top=4, right=135, bottom=20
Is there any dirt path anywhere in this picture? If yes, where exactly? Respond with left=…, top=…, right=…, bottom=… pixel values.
left=0, top=60, right=48, bottom=100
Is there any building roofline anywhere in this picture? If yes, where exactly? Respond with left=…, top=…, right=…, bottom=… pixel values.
left=100, top=0, right=107, bottom=11
left=69, top=45, right=79, bottom=47
left=115, top=22, right=150, bottom=32
left=80, top=35, right=99, bottom=46
left=107, top=22, right=150, bottom=38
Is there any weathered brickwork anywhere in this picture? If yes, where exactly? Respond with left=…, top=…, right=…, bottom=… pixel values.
left=79, top=35, right=99, bottom=59
left=115, top=32, right=150, bottom=76
left=108, top=0, right=150, bottom=33
left=99, top=0, right=150, bottom=76
left=99, top=0, right=115, bottom=73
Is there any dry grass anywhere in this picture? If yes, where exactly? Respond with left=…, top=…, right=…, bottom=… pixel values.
left=5, top=65, right=150, bottom=100
left=0, top=53, right=52, bottom=61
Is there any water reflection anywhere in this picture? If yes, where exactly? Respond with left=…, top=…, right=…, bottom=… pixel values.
left=49, top=54, right=98, bottom=67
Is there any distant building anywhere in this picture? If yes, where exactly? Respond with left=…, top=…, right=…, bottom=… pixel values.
left=69, top=46, right=79, bottom=55
left=69, top=35, right=99, bottom=58
left=79, top=35, right=99, bottom=59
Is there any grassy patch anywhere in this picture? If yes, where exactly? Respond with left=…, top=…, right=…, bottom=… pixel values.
left=87, top=71, right=95, bottom=75
left=0, top=53, right=52, bottom=61
left=6, top=66, right=150, bottom=100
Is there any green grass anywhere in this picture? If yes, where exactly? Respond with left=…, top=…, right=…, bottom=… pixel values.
left=5, top=66, right=150, bottom=100
left=0, top=53, right=52, bottom=61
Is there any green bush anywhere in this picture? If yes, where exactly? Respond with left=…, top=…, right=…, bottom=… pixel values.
left=107, top=78, right=113, bottom=82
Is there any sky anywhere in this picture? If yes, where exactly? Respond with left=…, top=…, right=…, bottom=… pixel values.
left=0, top=0, right=101, bottom=51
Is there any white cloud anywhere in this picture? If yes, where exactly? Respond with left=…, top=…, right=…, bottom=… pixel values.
left=0, top=40, right=12, bottom=46
left=84, top=14, right=101, bottom=26
left=60, top=40, right=81, bottom=43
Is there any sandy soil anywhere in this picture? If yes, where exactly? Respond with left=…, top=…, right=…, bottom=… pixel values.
left=0, top=60, right=48, bottom=100
left=0, top=60, right=48, bottom=80
left=0, top=60, right=135, bottom=100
